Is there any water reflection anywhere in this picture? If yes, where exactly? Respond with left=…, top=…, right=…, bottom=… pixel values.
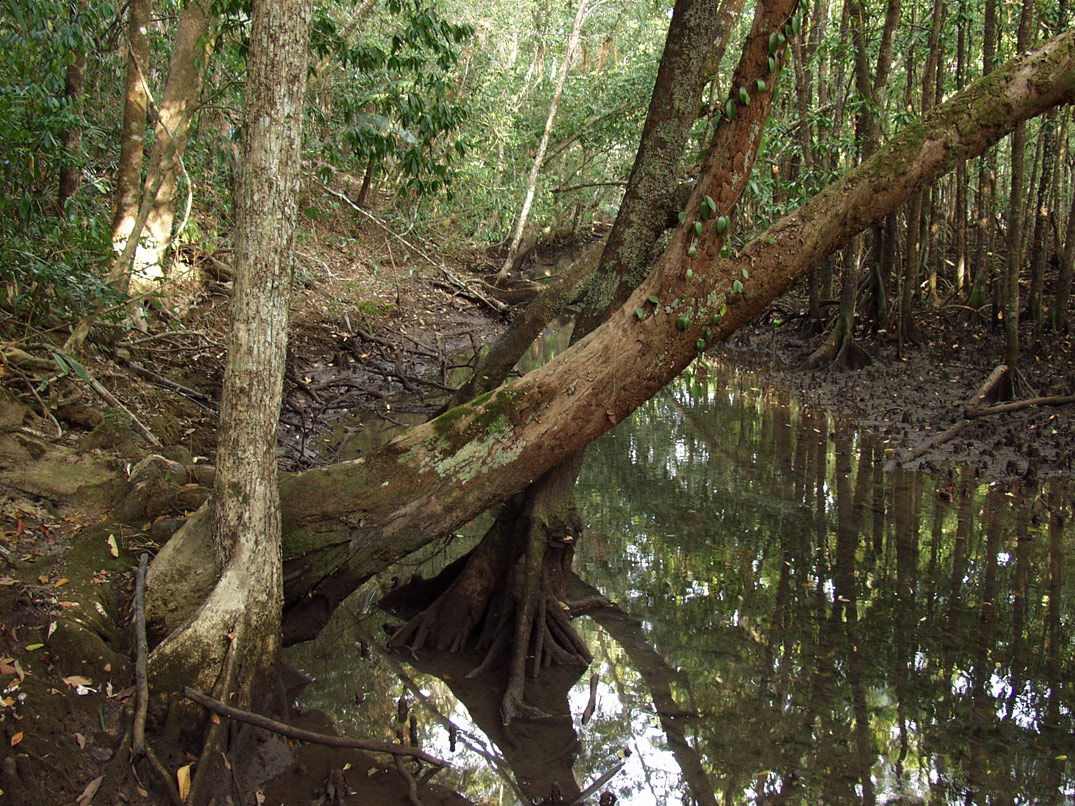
left=289, top=363, right=1075, bottom=805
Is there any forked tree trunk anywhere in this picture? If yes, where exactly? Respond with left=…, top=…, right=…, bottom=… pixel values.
left=145, top=27, right=1075, bottom=664
left=458, top=0, right=745, bottom=407
left=417, top=0, right=757, bottom=724
left=147, top=0, right=311, bottom=746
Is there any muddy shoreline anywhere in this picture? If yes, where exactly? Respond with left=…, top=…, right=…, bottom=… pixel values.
left=715, top=305, right=1075, bottom=482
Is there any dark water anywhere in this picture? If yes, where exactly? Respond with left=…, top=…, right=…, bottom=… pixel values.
left=289, top=360, right=1075, bottom=805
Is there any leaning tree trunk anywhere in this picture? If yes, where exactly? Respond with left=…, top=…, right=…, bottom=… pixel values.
left=415, top=0, right=757, bottom=725
left=147, top=0, right=311, bottom=751
left=108, top=0, right=217, bottom=293
left=145, top=28, right=1075, bottom=671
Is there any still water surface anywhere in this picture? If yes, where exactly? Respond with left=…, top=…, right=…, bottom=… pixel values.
left=290, top=358, right=1075, bottom=805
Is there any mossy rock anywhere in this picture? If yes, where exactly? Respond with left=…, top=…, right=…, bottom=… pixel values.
left=78, top=407, right=139, bottom=453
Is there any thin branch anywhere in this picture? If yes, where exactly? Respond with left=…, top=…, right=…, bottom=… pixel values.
left=132, top=553, right=149, bottom=756
left=180, top=687, right=449, bottom=767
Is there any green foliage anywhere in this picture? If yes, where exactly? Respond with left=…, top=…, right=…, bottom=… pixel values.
left=0, top=0, right=119, bottom=327
left=311, top=0, right=473, bottom=199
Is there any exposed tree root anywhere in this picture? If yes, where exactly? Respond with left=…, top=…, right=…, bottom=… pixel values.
left=807, top=318, right=871, bottom=370
left=381, top=468, right=594, bottom=726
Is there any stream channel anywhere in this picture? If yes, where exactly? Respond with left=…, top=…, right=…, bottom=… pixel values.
left=286, top=328, right=1075, bottom=805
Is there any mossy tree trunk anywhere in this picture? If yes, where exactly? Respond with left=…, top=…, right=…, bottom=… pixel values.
left=146, top=26, right=1075, bottom=703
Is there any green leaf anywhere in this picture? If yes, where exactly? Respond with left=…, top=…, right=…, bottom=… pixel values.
left=678, top=211, right=687, bottom=225
left=635, top=307, right=645, bottom=320
left=694, top=221, right=704, bottom=236
left=756, top=78, right=767, bottom=93
left=648, top=295, right=660, bottom=305
left=733, top=279, right=744, bottom=294
left=696, top=338, right=706, bottom=351
left=686, top=269, right=694, bottom=279
left=739, top=86, right=751, bottom=106
left=688, top=245, right=697, bottom=257
left=769, top=32, right=780, bottom=53
left=768, top=55, right=778, bottom=73
left=715, top=215, right=730, bottom=234
left=724, top=99, right=737, bottom=119
left=676, top=315, right=691, bottom=331
left=51, top=352, right=70, bottom=375
left=705, top=195, right=717, bottom=213
left=742, top=267, right=750, bottom=279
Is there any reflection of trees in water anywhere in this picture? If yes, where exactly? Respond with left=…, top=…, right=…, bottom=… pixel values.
left=575, top=366, right=1075, bottom=803
left=292, top=368, right=1074, bottom=804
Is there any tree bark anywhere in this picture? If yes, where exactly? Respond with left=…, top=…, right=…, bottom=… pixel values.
left=57, top=0, right=90, bottom=213
left=111, top=0, right=150, bottom=247
left=109, top=0, right=217, bottom=292
left=147, top=0, right=311, bottom=737
left=1004, top=0, right=1037, bottom=373
left=145, top=29, right=1075, bottom=648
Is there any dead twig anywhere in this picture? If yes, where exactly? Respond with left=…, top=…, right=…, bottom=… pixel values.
left=181, top=687, right=449, bottom=767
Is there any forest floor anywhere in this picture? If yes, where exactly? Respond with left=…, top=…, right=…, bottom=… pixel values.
left=1, top=213, right=1074, bottom=805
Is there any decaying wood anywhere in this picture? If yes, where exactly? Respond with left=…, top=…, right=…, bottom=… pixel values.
left=181, top=687, right=449, bottom=767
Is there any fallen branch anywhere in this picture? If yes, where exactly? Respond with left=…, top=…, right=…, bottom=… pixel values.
left=968, top=394, right=1075, bottom=417
left=54, top=352, right=161, bottom=447
left=180, top=687, right=449, bottom=767
left=890, top=364, right=1075, bottom=468
left=132, top=554, right=149, bottom=756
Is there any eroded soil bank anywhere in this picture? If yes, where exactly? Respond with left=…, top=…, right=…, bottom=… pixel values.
left=1, top=229, right=1072, bottom=804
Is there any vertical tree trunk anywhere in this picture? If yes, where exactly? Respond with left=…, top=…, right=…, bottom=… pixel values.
left=497, top=0, right=591, bottom=282
left=1004, top=0, right=1037, bottom=373
left=953, top=1, right=968, bottom=297
left=969, top=0, right=999, bottom=317
left=111, top=0, right=150, bottom=248
left=57, top=0, right=90, bottom=213
left=147, top=0, right=311, bottom=747
left=1027, top=111, right=1058, bottom=338
left=1053, top=185, right=1075, bottom=333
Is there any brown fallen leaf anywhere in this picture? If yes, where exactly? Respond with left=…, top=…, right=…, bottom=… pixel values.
left=10, top=731, right=23, bottom=746
left=177, top=764, right=192, bottom=802
left=53, top=578, right=70, bottom=588
left=62, top=675, right=93, bottom=687
left=76, top=775, right=103, bottom=806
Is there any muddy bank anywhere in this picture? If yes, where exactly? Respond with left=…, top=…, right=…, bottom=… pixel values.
left=715, top=304, right=1075, bottom=481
